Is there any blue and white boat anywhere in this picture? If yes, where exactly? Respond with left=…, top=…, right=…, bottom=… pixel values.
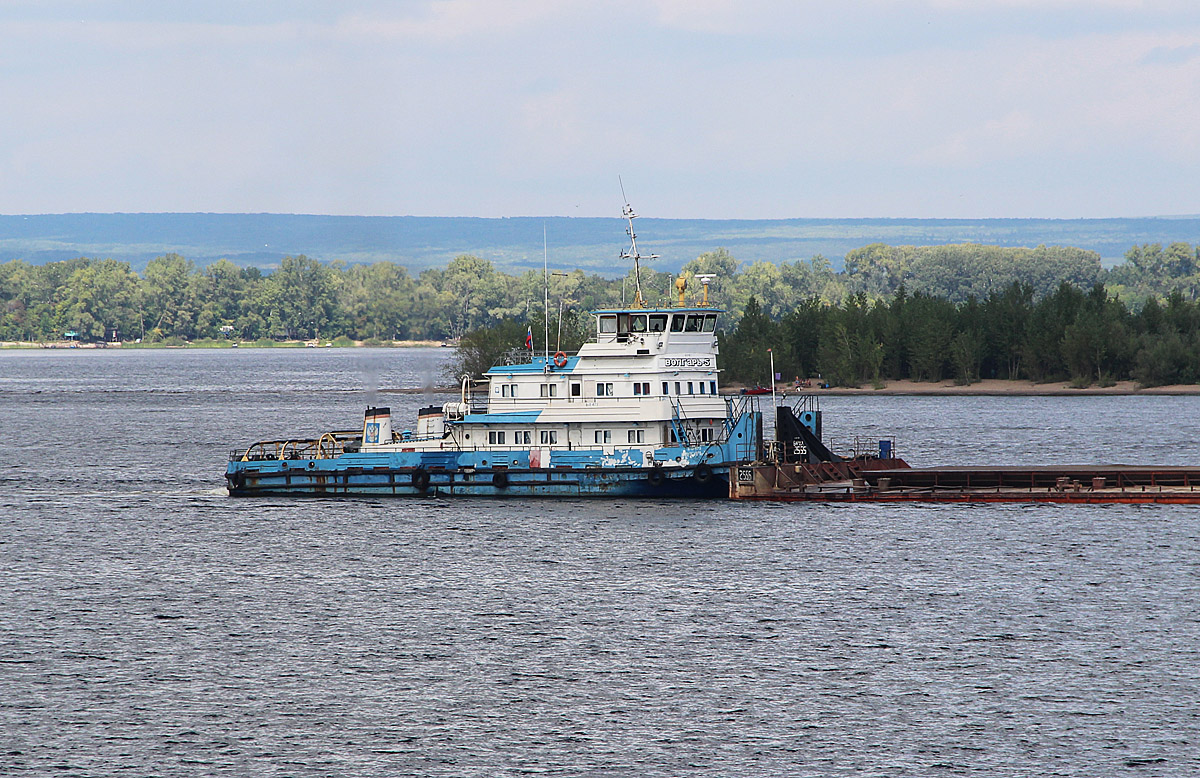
left=225, top=205, right=762, bottom=497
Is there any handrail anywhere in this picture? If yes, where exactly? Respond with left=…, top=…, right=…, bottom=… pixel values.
left=232, top=430, right=361, bottom=462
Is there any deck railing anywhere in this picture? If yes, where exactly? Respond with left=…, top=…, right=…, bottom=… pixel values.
left=230, top=430, right=362, bottom=462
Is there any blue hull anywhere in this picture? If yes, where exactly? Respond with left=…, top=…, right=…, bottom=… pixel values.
left=225, top=461, right=730, bottom=498
left=226, top=407, right=760, bottom=499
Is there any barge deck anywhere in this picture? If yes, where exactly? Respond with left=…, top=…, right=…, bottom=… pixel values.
left=730, top=401, right=1200, bottom=504
left=732, top=462, right=1200, bottom=503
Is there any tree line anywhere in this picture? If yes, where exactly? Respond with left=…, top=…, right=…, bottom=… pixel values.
left=2, top=241, right=1200, bottom=350
left=721, top=283, right=1200, bottom=388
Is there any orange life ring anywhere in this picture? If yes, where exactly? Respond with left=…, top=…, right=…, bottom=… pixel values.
left=553, top=351, right=568, bottom=368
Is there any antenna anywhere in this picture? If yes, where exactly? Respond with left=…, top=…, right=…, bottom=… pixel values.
left=618, top=177, right=658, bottom=308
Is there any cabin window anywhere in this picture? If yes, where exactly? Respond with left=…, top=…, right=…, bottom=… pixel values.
left=699, top=382, right=706, bottom=395
left=627, top=429, right=645, bottom=444
left=649, top=315, right=667, bottom=332
left=540, top=383, right=558, bottom=397
left=540, top=430, right=558, bottom=445
left=642, top=382, right=651, bottom=395
left=488, top=431, right=506, bottom=445
left=667, top=426, right=677, bottom=443
left=688, top=381, right=694, bottom=395
left=599, top=315, right=617, bottom=334
left=570, top=383, right=581, bottom=397
left=594, top=430, right=612, bottom=444
left=633, top=383, right=641, bottom=396
left=662, top=382, right=669, bottom=395
left=515, top=430, right=532, bottom=445
left=596, top=382, right=614, bottom=397
left=701, top=427, right=713, bottom=442
left=674, top=381, right=681, bottom=395
left=710, top=380, right=717, bottom=395
left=632, top=381, right=651, bottom=396
left=702, top=314, right=717, bottom=332
left=684, top=315, right=703, bottom=332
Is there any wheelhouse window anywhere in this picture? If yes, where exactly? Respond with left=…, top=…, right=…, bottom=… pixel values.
left=649, top=315, right=668, bottom=332
left=702, top=314, right=717, bottom=332
left=684, top=315, right=703, bottom=332
left=670, top=314, right=686, bottom=333
left=599, top=315, right=618, bottom=334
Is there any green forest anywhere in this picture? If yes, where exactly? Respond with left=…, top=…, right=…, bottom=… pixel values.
left=3, top=241, right=1200, bottom=387
left=720, top=283, right=1200, bottom=388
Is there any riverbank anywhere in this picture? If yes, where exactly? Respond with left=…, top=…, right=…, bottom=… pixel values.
left=6, top=341, right=1197, bottom=395
left=1, top=339, right=446, bottom=349
left=394, top=379, right=1200, bottom=396
left=756, top=379, right=1200, bottom=396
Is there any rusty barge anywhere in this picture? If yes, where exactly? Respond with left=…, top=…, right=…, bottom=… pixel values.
left=730, top=400, right=1200, bottom=504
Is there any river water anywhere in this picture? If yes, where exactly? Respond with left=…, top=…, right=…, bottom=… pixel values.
left=2, top=348, right=1198, bottom=777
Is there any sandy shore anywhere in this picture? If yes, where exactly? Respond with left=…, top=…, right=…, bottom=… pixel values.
left=771, top=379, right=1200, bottom=396
left=392, top=379, right=1200, bottom=396
left=7, top=341, right=1195, bottom=395
left=1, top=339, right=446, bottom=349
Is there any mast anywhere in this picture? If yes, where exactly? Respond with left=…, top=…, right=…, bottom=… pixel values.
left=619, top=181, right=657, bottom=308
left=543, top=223, right=550, bottom=362
left=769, top=348, right=777, bottom=408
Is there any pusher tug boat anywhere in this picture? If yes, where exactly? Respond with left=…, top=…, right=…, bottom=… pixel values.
left=225, top=205, right=762, bottom=498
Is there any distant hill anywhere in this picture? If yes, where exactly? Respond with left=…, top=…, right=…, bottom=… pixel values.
left=3, top=212, right=1200, bottom=276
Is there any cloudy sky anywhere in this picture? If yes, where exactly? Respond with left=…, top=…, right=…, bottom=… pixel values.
left=2, top=1, right=1199, bottom=219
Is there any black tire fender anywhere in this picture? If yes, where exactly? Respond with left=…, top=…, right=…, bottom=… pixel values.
left=492, top=470, right=509, bottom=489
left=694, top=463, right=714, bottom=484
left=412, top=468, right=430, bottom=492
left=647, top=468, right=665, bottom=487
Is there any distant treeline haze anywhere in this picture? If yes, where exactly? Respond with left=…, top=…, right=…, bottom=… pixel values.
left=2, top=242, right=1200, bottom=386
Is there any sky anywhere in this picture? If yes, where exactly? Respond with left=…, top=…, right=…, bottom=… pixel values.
left=2, top=1, right=1200, bottom=219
